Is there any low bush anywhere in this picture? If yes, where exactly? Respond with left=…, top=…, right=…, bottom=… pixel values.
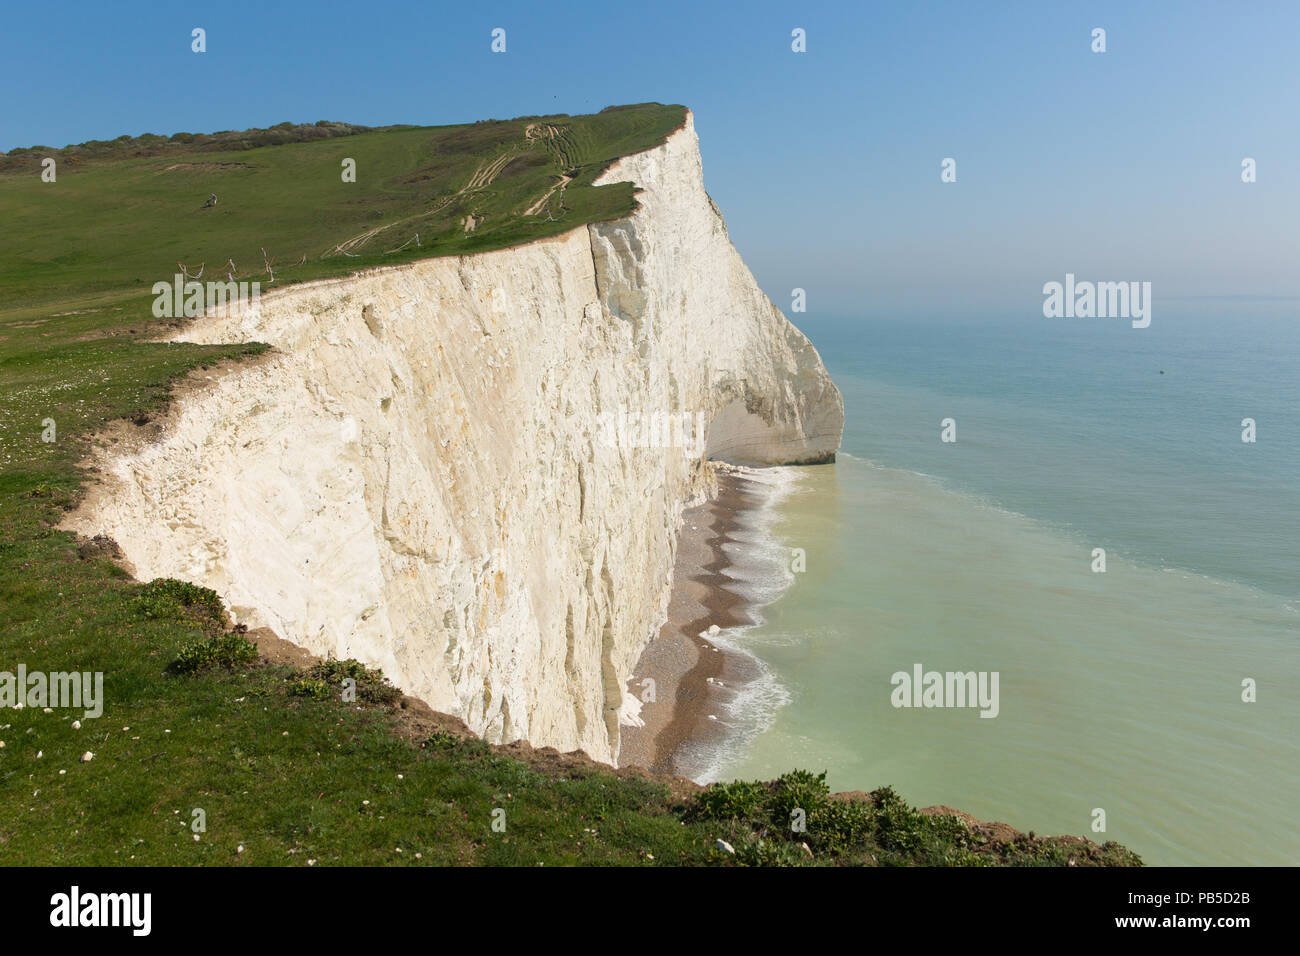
left=170, top=631, right=258, bottom=674
left=289, top=658, right=402, bottom=706
left=135, top=577, right=226, bottom=629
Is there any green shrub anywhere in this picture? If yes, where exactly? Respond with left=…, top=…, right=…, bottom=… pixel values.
left=733, top=837, right=808, bottom=867
left=289, top=658, right=402, bottom=706
left=688, top=779, right=769, bottom=821
left=869, top=786, right=980, bottom=864
left=170, top=631, right=258, bottom=674
left=807, top=798, right=875, bottom=855
left=425, top=730, right=462, bottom=750
left=769, top=769, right=830, bottom=828
left=686, top=774, right=1019, bottom=866
left=135, top=578, right=226, bottom=628
left=288, top=677, right=331, bottom=700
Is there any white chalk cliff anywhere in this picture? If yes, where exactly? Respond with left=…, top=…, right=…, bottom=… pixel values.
left=65, top=110, right=843, bottom=764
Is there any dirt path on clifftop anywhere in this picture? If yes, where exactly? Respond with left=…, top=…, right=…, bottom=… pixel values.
left=329, top=143, right=523, bottom=256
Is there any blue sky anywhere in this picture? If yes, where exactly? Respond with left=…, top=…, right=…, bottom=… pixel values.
left=3, top=0, right=1298, bottom=314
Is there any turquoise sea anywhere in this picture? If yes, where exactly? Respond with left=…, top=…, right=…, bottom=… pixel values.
left=694, top=302, right=1300, bottom=866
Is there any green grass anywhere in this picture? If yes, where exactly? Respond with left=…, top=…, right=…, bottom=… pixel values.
left=688, top=773, right=1140, bottom=867
left=2, top=119, right=396, bottom=170
left=0, top=102, right=1139, bottom=866
left=0, top=103, right=687, bottom=319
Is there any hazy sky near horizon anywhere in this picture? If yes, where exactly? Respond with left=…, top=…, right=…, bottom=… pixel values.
left=3, top=0, right=1298, bottom=314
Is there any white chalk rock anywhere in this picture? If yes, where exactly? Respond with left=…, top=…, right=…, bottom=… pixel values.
left=619, top=690, right=646, bottom=729
left=60, top=110, right=842, bottom=767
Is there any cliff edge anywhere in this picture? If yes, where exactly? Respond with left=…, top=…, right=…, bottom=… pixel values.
left=63, top=109, right=844, bottom=764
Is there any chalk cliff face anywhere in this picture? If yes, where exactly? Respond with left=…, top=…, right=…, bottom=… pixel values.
left=64, top=110, right=843, bottom=764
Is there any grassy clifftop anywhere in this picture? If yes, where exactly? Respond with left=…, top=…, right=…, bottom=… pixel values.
left=0, top=102, right=687, bottom=321
left=0, top=104, right=1139, bottom=866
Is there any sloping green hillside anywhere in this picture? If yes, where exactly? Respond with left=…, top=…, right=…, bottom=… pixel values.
left=0, top=103, right=686, bottom=320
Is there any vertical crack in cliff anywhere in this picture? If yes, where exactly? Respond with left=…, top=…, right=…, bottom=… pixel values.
left=563, top=601, right=588, bottom=740
left=598, top=560, right=623, bottom=759
left=585, top=223, right=604, bottom=314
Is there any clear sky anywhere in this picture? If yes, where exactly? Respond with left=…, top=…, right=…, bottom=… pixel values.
left=3, top=0, right=1298, bottom=314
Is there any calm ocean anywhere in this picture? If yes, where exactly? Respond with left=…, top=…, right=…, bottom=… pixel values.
left=696, top=302, right=1300, bottom=866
